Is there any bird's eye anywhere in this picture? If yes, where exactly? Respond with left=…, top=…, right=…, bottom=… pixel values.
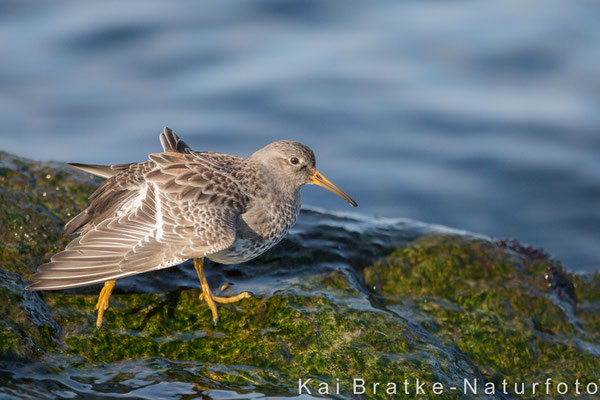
left=290, top=157, right=299, bottom=165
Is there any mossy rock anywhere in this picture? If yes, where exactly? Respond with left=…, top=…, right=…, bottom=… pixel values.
left=363, top=234, right=600, bottom=398
left=1, top=151, right=599, bottom=399
left=40, top=269, right=494, bottom=399
left=0, top=268, right=61, bottom=360
left=0, top=152, right=94, bottom=361
left=0, top=152, right=98, bottom=278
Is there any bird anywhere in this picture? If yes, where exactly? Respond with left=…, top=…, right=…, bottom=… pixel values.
left=27, top=127, right=357, bottom=328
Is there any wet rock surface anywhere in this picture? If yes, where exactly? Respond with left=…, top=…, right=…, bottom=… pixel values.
left=1, top=152, right=599, bottom=399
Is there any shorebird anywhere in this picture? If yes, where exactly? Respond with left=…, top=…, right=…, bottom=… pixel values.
left=27, top=127, right=357, bottom=327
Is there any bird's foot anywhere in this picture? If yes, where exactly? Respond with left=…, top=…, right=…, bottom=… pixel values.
left=199, top=288, right=252, bottom=304
left=194, top=258, right=251, bottom=325
left=198, top=285, right=252, bottom=325
left=95, top=280, right=116, bottom=328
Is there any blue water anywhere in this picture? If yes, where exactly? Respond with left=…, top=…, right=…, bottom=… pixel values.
left=0, top=0, right=598, bottom=271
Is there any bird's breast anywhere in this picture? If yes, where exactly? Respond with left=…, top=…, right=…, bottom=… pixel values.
left=206, top=196, right=301, bottom=264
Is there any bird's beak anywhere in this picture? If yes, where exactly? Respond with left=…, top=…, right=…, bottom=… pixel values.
left=310, top=170, right=358, bottom=207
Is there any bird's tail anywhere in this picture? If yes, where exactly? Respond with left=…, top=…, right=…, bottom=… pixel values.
left=68, top=162, right=133, bottom=179
left=68, top=163, right=116, bottom=179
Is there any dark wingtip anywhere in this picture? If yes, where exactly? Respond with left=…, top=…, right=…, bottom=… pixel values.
left=159, top=127, right=192, bottom=154
left=62, top=211, right=89, bottom=236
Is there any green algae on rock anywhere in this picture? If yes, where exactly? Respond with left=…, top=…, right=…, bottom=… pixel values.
left=363, top=234, right=600, bottom=398
left=41, top=271, right=501, bottom=399
left=0, top=269, right=61, bottom=360
left=1, top=151, right=599, bottom=399
left=0, top=152, right=97, bottom=361
left=0, top=152, right=99, bottom=277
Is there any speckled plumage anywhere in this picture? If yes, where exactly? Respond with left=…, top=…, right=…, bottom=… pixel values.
left=27, top=128, right=355, bottom=291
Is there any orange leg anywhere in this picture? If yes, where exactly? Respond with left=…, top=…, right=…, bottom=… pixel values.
left=193, top=258, right=251, bottom=325
left=95, top=280, right=116, bottom=328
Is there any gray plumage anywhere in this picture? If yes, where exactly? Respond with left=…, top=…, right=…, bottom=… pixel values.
left=28, top=127, right=356, bottom=290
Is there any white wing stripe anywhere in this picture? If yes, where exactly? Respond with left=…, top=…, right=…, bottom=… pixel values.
left=154, top=182, right=164, bottom=242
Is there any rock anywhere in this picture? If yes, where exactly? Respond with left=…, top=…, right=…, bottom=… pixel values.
left=1, top=151, right=599, bottom=399
left=363, top=234, right=600, bottom=391
left=0, top=151, right=95, bottom=361
left=0, top=152, right=98, bottom=277
left=0, top=269, right=60, bottom=360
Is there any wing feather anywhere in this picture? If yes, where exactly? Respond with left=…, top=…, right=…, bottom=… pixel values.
left=29, top=140, right=251, bottom=291
left=28, top=183, right=239, bottom=290
left=159, top=126, right=192, bottom=154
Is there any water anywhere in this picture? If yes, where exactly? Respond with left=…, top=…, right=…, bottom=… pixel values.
left=0, top=0, right=598, bottom=271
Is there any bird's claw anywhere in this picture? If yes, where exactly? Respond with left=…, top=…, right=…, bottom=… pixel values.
left=198, top=288, right=252, bottom=325
left=194, top=258, right=251, bottom=325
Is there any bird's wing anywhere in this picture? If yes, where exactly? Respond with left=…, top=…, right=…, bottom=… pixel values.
left=159, top=126, right=193, bottom=154
left=28, top=152, right=249, bottom=290
left=62, top=161, right=155, bottom=235
left=144, top=152, right=251, bottom=207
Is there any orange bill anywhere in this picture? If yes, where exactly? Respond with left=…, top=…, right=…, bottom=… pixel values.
left=310, top=170, right=357, bottom=207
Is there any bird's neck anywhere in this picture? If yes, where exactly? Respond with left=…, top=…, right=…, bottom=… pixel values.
left=253, top=162, right=298, bottom=201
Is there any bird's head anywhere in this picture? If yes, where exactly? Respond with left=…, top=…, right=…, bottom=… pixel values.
left=251, top=140, right=357, bottom=207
